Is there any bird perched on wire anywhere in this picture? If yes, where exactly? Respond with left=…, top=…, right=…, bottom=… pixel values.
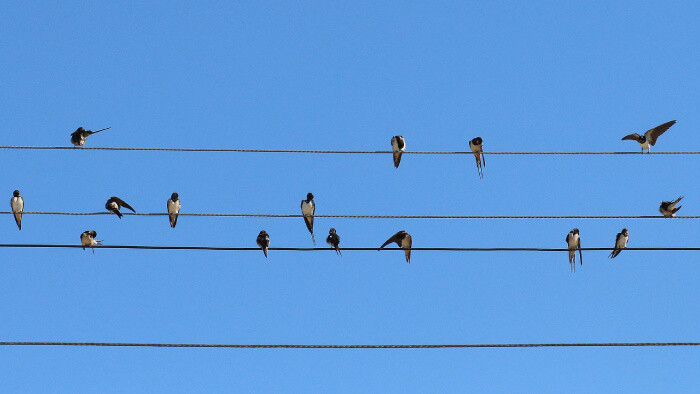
left=300, top=193, right=315, bottom=244
left=70, top=126, right=111, bottom=146
left=80, top=230, right=102, bottom=253
left=10, top=189, right=24, bottom=230
left=257, top=230, right=270, bottom=258
left=565, top=228, right=582, bottom=272
left=621, top=120, right=676, bottom=153
left=391, top=135, right=406, bottom=168
left=659, top=196, right=683, bottom=218
left=167, top=192, right=181, bottom=228
left=609, top=228, right=629, bottom=258
left=380, top=230, right=412, bottom=263
left=326, top=228, right=341, bottom=256
left=105, top=196, right=136, bottom=219
left=469, top=137, right=485, bottom=179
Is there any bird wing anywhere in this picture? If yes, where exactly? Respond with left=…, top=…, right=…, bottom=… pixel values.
left=113, top=197, right=136, bottom=212
left=621, top=133, right=641, bottom=141
left=577, top=237, right=582, bottom=265
left=380, top=232, right=402, bottom=249
left=645, top=120, right=676, bottom=146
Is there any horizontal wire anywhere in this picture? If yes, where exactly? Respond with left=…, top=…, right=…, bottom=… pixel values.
left=1, top=212, right=699, bottom=219
left=0, top=146, right=699, bottom=154
left=0, top=341, right=697, bottom=349
left=0, top=244, right=698, bottom=252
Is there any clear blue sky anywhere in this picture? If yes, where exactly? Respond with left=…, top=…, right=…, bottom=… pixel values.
left=1, top=1, right=698, bottom=392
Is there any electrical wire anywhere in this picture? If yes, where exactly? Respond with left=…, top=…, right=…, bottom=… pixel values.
left=0, top=341, right=696, bottom=349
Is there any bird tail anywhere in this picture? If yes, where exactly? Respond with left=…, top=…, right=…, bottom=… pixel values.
left=13, top=213, right=22, bottom=230
left=263, top=247, right=268, bottom=258
left=114, top=210, right=123, bottom=219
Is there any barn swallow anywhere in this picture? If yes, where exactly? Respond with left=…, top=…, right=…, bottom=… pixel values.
left=391, top=135, right=406, bottom=168
left=621, top=120, right=676, bottom=153
left=380, top=230, right=412, bottom=263
left=326, top=228, right=341, bottom=256
left=469, top=137, right=485, bottom=179
left=70, top=126, right=111, bottom=146
left=167, top=192, right=181, bottom=228
left=565, top=228, right=582, bottom=272
left=301, top=193, right=315, bottom=244
left=10, top=190, right=24, bottom=230
left=105, top=196, right=136, bottom=219
left=80, top=230, right=102, bottom=253
left=609, top=228, right=629, bottom=258
left=659, top=196, right=683, bottom=218
left=256, top=230, right=270, bottom=258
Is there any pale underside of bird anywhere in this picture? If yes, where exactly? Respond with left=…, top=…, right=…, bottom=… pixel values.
left=391, top=135, right=406, bottom=168
left=257, top=231, right=270, bottom=258
left=105, top=196, right=136, bottom=219
left=326, top=228, right=341, bottom=256
left=10, top=190, right=24, bottom=230
left=80, top=230, right=102, bottom=253
left=565, top=229, right=582, bottom=272
left=301, top=194, right=315, bottom=244
left=609, top=229, right=629, bottom=258
left=621, top=120, right=676, bottom=152
left=659, top=196, right=683, bottom=217
left=469, top=137, right=485, bottom=179
left=380, top=230, right=412, bottom=263
left=167, top=194, right=181, bottom=228
left=70, top=126, right=111, bottom=146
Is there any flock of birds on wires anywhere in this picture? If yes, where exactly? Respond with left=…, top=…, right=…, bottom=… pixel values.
left=5, top=120, right=688, bottom=270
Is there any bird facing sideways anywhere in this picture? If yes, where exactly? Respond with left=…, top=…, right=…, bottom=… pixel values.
left=300, top=193, right=315, bottom=244
left=70, top=126, right=111, bottom=146
left=391, top=135, right=406, bottom=168
left=469, top=137, right=485, bottom=179
left=621, top=120, right=676, bottom=153
left=380, top=230, right=413, bottom=263
left=326, top=228, right=341, bottom=256
left=257, top=230, right=270, bottom=258
left=167, top=192, right=181, bottom=228
left=80, top=230, right=102, bottom=253
left=10, top=189, right=24, bottom=230
left=105, top=196, right=136, bottom=218
left=659, top=196, right=683, bottom=218
left=565, top=228, right=582, bottom=272
left=609, top=228, right=629, bottom=258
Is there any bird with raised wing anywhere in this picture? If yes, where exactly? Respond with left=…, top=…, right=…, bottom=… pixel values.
left=380, top=230, right=412, bottom=263
left=167, top=192, right=181, bottom=228
left=565, top=228, right=582, bottom=272
left=391, top=135, right=406, bottom=168
left=469, top=137, right=485, bottom=179
left=105, top=196, right=136, bottom=219
left=70, top=126, right=111, bottom=146
left=300, top=193, right=315, bottom=244
left=80, top=230, right=102, bottom=253
left=621, top=120, right=676, bottom=153
left=659, top=196, right=683, bottom=218
left=10, top=190, right=24, bottom=230
left=609, top=228, right=629, bottom=258
left=326, top=228, right=341, bottom=256
left=257, top=230, right=270, bottom=258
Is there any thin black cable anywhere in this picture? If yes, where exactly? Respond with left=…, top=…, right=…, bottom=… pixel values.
left=0, top=341, right=696, bottom=349
left=0, top=146, right=699, bottom=154
left=1, top=212, right=699, bottom=219
left=0, top=244, right=697, bottom=252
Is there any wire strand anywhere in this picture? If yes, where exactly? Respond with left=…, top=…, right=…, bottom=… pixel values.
left=0, top=341, right=696, bottom=349
left=0, top=146, right=699, bottom=154
left=1, top=212, right=699, bottom=219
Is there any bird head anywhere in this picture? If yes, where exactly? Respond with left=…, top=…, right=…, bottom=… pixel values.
left=13, top=190, right=20, bottom=197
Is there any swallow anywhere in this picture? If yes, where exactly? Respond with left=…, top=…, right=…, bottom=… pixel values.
left=609, top=228, right=629, bottom=258
left=621, top=120, right=676, bottom=153
left=256, top=230, right=270, bottom=258
left=380, top=230, right=412, bottom=263
left=301, top=192, right=315, bottom=244
left=469, top=137, right=485, bottom=179
left=391, top=135, right=406, bottom=168
left=659, top=196, right=683, bottom=218
left=105, top=196, right=136, bottom=219
left=565, top=228, right=582, bottom=272
left=70, top=126, right=111, bottom=146
left=10, top=189, right=24, bottom=230
left=167, top=192, right=181, bottom=228
left=80, top=230, right=102, bottom=253
left=326, top=228, right=341, bottom=256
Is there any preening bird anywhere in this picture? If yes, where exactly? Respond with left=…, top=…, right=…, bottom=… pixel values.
left=70, top=126, right=111, bottom=146
left=565, top=228, right=582, bottom=272
left=80, top=230, right=102, bottom=253
left=167, top=192, right=181, bottom=228
left=10, top=189, right=24, bottom=230
left=609, top=228, right=629, bottom=258
left=659, top=196, right=683, bottom=218
left=469, top=137, right=485, bottom=179
left=326, top=228, right=341, bottom=256
left=256, top=230, right=270, bottom=258
left=300, top=193, right=315, bottom=244
left=105, top=196, right=136, bottom=219
left=380, top=230, right=412, bottom=263
left=391, top=135, right=406, bottom=168
left=621, top=120, right=676, bottom=152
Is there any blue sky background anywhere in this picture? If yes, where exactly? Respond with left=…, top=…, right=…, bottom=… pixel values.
left=1, top=1, right=698, bottom=392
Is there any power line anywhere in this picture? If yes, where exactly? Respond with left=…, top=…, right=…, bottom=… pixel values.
left=0, top=146, right=699, bottom=154
left=0, top=341, right=696, bottom=349
left=1, top=212, right=699, bottom=219
left=0, top=244, right=698, bottom=252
